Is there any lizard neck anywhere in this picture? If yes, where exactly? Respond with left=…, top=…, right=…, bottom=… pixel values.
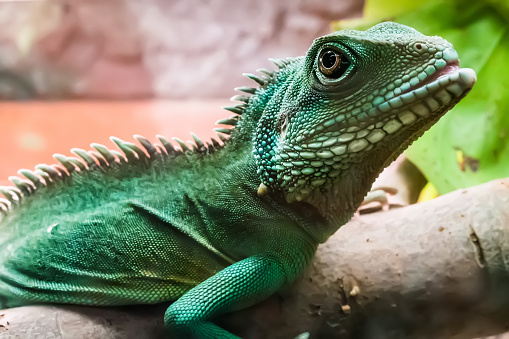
left=227, top=59, right=304, bottom=152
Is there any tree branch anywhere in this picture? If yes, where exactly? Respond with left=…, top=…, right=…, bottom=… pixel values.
left=1, top=179, right=508, bottom=338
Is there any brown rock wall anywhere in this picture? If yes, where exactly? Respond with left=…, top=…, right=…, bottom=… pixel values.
left=0, top=0, right=363, bottom=99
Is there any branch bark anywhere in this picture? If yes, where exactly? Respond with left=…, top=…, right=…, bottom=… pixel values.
left=272, top=178, right=509, bottom=338
left=1, top=179, right=509, bottom=338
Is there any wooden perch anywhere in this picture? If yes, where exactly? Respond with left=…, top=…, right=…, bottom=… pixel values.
left=1, top=179, right=508, bottom=338
left=271, top=178, right=509, bottom=338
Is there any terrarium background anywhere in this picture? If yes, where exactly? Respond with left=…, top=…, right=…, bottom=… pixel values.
left=0, top=0, right=362, bottom=183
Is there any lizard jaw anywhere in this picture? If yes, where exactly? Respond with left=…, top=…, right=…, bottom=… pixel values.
left=380, top=66, right=476, bottom=120
left=401, top=60, right=461, bottom=94
left=279, top=66, right=476, bottom=206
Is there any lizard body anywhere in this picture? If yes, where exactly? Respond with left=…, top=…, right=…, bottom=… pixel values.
left=0, top=23, right=475, bottom=338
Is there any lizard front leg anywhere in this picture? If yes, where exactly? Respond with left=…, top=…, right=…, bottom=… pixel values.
left=165, top=254, right=289, bottom=338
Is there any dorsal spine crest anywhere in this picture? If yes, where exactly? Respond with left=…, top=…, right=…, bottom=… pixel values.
left=0, top=62, right=290, bottom=216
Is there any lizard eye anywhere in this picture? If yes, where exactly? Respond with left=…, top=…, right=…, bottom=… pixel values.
left=318, top=48, right=350, bottom=78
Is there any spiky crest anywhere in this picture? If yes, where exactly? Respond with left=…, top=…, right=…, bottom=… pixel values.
left=0, top=58, right=297, bottom=216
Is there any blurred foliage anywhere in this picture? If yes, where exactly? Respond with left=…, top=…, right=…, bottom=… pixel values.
left=417, top=182, right=438, bottom=203
left=333, top=0, right=509, bottom=194
left=0, top=70, right=35, bottom=100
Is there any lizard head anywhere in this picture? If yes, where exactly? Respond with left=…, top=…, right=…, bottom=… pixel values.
left=253, top=22, right=476, bottom=223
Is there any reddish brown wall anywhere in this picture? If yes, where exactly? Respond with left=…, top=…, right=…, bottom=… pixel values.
left=0, top=0, right=363, bottom=99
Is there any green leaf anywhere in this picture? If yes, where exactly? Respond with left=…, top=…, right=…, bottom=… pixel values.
left=406, top=26, right=509, bottom=193
left=336, top=0, right=509, bottom=194
left=363, top=0, right=433, bottom=21
left=401, top=2, right=509, bottom=193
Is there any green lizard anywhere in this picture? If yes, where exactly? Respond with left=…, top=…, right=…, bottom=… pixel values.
left=0, top=22, right=475, bottom=338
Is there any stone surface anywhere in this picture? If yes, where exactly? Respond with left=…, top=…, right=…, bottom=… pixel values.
left=0, top=0, right=363, bottom=99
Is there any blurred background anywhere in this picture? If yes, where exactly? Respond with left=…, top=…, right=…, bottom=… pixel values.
left=0, top=0, right=362, bottom=184
left=0, top=0, right=508, bottom=198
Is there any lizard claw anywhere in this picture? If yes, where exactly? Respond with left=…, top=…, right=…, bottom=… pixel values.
left=357, top=187, right=406, bottom=214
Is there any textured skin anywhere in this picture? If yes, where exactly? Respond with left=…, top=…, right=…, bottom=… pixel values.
left=0, top=23, right=475, bottom=338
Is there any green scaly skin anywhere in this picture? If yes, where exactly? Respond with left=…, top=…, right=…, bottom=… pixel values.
left=0, top=23, right=475, bottom=338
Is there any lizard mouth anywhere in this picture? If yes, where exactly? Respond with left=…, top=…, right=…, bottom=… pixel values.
left=401, top=60, right=461, bottom=95
left=367, top=62, right=476, bottom=133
